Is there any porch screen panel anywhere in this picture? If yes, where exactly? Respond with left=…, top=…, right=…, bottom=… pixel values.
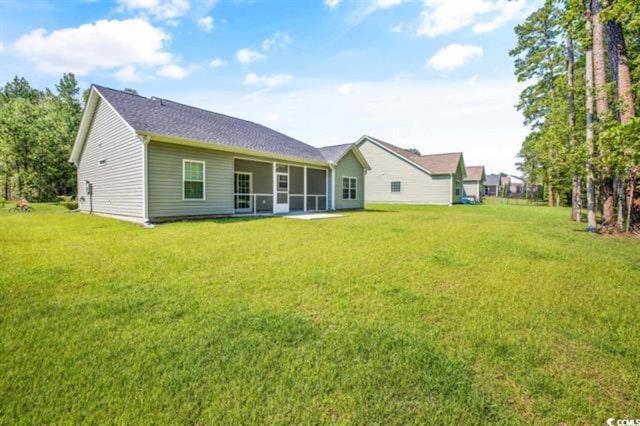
left=306, top=168, right=326, bottom=195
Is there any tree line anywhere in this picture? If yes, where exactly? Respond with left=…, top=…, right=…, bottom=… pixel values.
left=0, top=74, right=83, bottom=202
left=511, top=0, right=640, bottom=233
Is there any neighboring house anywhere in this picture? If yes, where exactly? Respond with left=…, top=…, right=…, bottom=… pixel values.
left=484, top=173, right=505, bottom=196
left=355, top=135, right=467, bottom=205
left=509, top=175, right=525, bottom=195
left=463, top=166, right=486, bottom=202
left=69, top=85, right=370, bottom=223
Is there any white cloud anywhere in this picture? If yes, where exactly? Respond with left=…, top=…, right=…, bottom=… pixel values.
left=157, top=63, right=191, bottom=79
left=338, top=84, right=356, bottom=95
left=325, top=0, right=341, bottom=8
left=209, top=58, right=226, bottom=68
left=427, top=44, right=483, bottom=72
left=166, top=77, right=527, bottom=175
left=116, top=0, right=191, bottom=21
left=261, top=32, right=292, bottom=51
left=13, top=19, right=172, bottom=75
left=236, top=48, right=266, bottom=64
left=244, top=72, right=292, bottom=88
left=114, top=65, right=144, bottom=82
left=474, top=0, right=526, bottom=33
left=198, top=16, right=214, bottom=31
left=417, top=0, right=527, bottom=37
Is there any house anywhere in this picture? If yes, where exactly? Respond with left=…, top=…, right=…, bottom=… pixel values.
left=69, top=85, right=370, bottom=223
left=463, top=166, right=486, bottom=202
left=484, top=173, right=505, bottom=196
left=355, top=135, right=467, bottom=205
left=508, top=175, right=525, bottom=195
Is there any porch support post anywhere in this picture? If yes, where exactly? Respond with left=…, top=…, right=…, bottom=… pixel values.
left=303, top=166, right=307, bottom=212
left=272, top=162, right=277, bottom=214
left=325, top=168, right=329, bottom=211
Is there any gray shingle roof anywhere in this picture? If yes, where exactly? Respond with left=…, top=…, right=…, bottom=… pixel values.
left=319, top=143, right=353, bottom=162
left=464, top=166, right=485, bottom=181
left=94, top=85, right=327, bottom=162
left=485, top=174, right=501, bottom=186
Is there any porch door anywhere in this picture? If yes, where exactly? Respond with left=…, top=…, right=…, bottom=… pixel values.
left=274, top=163, right=289, bottom=214
left=234, top=172, right=252, bottom=213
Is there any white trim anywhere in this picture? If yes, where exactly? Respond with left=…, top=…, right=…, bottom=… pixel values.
left=182, top=159, right=206, bottom=201
left=449, top=173, right=453, bottom=206
left=303, top=166, right=307, bottom=212
left=354, top=135, right=432, bottom=175
left=328, top=144, right=372, bottom=171
left=341, top=176, right=357, bottom=200
left=142, top=136, right=150, bottom=221
left=330, top=166, right=336, bottom=210
left=233, top=171, right=253, bottom=213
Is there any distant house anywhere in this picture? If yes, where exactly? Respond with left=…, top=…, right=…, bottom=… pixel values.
left=69, top=85, right=370, bottom=223
left=463, top=166, right=486, bottom=202
left=484, top=173, right=505, bottom=196
left=355, top=135, right=467, bottom=205
left=509, top=175, right=525, bottom=195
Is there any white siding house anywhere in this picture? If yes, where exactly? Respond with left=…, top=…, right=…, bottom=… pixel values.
left=356, top=136, right=466, bottom=205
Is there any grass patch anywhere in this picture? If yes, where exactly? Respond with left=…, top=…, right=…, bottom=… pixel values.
left=0, top=201, right=639, bottom=423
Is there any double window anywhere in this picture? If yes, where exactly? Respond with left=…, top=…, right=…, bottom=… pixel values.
left=183, top=160, right=205, bottom=200
left=390, top=181, right=401, bottom=193
left=342, top=177, right=357, bottom=200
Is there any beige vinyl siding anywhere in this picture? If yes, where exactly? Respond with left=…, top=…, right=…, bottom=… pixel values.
left=334, top=150, right=364, bottom=210
left=76, top=98, right=143, bottom=218
left=463, top=181, right=480, bottom=198
left=358, top=140, right=450, bottom=205
left=148, top=141, right=234, bottom=219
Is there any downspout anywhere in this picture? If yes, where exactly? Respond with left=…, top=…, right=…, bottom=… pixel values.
left=142, top=136, right=151, bottom=225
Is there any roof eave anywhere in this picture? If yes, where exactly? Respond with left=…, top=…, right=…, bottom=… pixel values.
left=137, top=131, right=330, bottom=167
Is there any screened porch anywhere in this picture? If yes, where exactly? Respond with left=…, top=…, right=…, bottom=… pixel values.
left=233, top=158, right=328, bottom=215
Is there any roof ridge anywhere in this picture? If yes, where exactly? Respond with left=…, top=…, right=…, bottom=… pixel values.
left=319, top=142, right=353, bottom=149
left=93, top=84, right=148, bottom=99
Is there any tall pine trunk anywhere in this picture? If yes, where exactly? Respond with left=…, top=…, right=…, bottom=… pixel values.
left=592, top=0, right=615, bottom=229
left=603, top=7, right=637, bottom=232
left=567, top=31, right=581, bottom=222
left=585, top=9, right=598, bottom=233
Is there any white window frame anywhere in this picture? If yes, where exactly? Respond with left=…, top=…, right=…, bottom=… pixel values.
left=390, top=181, right=401, bottom=193
left=342, top=176, right=357, bottom=200
left=182, top=159, right=206, bottom=201
left=98, top=159, right=107, bottom=167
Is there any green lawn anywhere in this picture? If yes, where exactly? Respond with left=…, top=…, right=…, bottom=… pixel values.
left=1, top=202, right=638, bottom=424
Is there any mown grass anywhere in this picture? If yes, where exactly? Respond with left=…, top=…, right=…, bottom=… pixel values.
left=0, top=201, right=638, bottom=424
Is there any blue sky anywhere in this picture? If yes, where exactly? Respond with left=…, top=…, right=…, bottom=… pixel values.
left=0, top=0, right=540, bottom=174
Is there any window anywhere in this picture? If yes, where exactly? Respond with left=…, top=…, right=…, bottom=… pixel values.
left=342, top=177, right=357, bottom=200
left=183, top=160, right=205, bottom=200
left=98, top=159, right=107, bottom=166
left=390, top=181, right=401, bottom=193
left=278, top=174, right=288, bottom=191
left=455, top=180, right=461, bottom=197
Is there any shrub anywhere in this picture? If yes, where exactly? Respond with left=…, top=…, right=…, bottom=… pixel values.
left=57, top=196, right=78, bottom=210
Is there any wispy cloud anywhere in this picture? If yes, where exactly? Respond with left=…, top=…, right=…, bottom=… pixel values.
left=427, top=44, right=483, bottom=72
left=209, top=58, right=226, bottom=68
left=116, top=0, right=191, bottom=21
left=261, top=32, right=292, bottom=51
left=417, top=0, right=527, bottom=37
left=235, top=48, right=266, bottom=64
left=198, top=16, right=214, bottom=32
left=157, top=63, right=192, bottom=79
left=244, top=72, right=292, bottom=88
